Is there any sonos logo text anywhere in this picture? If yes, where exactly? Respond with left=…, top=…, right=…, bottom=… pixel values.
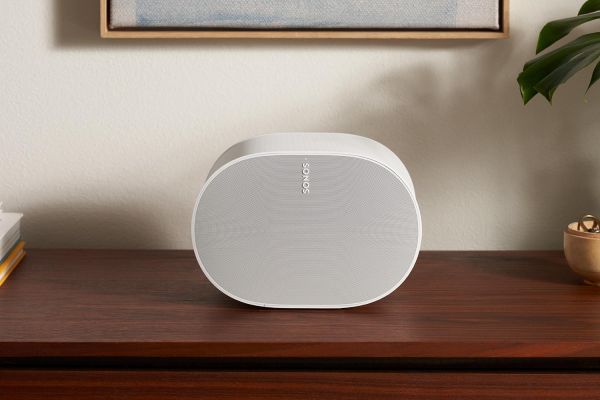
left=302, top=162, right=310, bottom=194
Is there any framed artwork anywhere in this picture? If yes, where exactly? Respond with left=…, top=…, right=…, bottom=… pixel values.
left=100, top=0, right=509, bottom=39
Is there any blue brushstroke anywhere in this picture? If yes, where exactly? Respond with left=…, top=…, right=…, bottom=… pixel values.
left=127, top=0, right=493, bottom=29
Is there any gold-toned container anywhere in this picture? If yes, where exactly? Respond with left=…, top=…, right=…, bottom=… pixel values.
left=564, top=216, right=600, bottom=286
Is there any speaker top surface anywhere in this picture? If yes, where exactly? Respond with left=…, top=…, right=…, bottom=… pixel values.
left=192, top=133, right=421, bottom=308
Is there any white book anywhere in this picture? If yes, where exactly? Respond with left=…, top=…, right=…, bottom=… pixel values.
left=0, top=213, right=23, bottom=260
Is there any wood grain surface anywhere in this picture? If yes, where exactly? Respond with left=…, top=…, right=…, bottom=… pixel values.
left=1, top=250, right=598, bottom=359
left=2, top=370, right=598, bottom=400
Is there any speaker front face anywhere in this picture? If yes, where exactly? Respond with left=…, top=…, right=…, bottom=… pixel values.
left=192, top=154, right=420, bottom=308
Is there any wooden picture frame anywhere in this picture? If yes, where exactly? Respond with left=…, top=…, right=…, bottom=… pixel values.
left=100, top=0, right=509, bottom=40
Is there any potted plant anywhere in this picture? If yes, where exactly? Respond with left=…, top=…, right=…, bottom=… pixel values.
left=522, top=0, right=600, bottom=285
left=518, top=0, right=600, bottom=103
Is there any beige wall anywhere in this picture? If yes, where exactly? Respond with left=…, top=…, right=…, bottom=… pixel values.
left=2, top=0, right=599, bottom=250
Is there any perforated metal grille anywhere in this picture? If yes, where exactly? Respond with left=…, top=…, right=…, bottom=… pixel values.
left=193, top=155, right=420, bottom=307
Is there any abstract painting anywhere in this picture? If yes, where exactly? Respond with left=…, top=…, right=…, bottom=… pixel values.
left=102, top=0, right=508, bottom=39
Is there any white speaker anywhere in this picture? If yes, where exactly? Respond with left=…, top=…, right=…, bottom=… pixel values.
left=192, top=133, right=421, bottom=308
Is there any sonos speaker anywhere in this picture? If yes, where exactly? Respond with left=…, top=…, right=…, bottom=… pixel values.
left=192, top=133, right=421, bottom=308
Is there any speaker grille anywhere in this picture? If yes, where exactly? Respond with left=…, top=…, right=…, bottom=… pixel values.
left=193, top=155, right=419, bottom=307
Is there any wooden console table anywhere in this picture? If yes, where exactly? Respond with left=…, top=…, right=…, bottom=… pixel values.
left=1, top=250, right=599, bottom=399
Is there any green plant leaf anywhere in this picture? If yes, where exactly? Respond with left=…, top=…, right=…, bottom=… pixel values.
left=536, top=11, right=600, bottom=53
left=580, top=0, right=600, bottom=15
left=518, top=33, right=600, bottom=103
left=533, top=49, right=600, bottom=102
left=587, top=61, right=600, bottom=91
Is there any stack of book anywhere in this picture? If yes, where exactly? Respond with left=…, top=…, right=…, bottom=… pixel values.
left=0, top=211, right=25, bottom=287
